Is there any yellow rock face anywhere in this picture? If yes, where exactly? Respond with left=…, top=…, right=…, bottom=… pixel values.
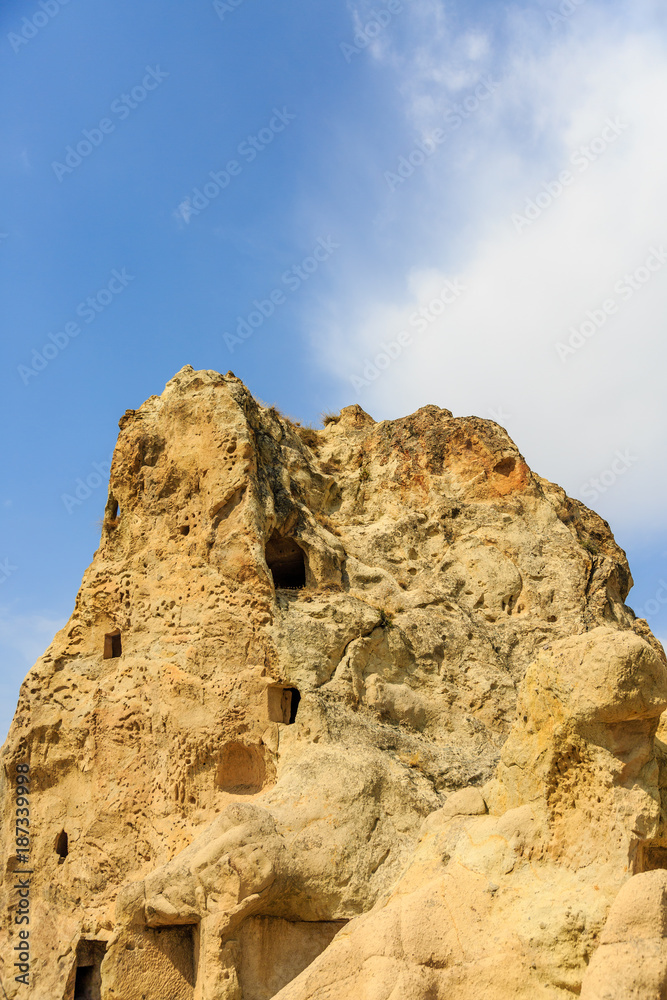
left=1, top=366, right=666, bottom=999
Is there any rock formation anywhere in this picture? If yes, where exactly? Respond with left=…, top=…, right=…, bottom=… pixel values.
left=1, top=365, right=666, bottom=999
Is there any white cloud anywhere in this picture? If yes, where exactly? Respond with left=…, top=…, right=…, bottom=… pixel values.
left=316, top=3, right=667, bottom=534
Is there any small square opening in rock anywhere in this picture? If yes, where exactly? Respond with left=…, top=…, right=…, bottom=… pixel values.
left=266, top=686, right=301, bottom=724
left=103, top=631, right=122, bottom=659
left=265, top=532, right=306, bottom=589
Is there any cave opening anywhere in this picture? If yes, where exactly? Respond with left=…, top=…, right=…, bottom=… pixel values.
left=215, top=742, right=266, bottom=794
left=74, top=966, right=94, bottom=1000
left=265, top=532, right=306, bottom=590
left=73, top=940, right=106, bottom=1000
left=494, top=457, right=516, bottom=477
left=103, top=631, right=122, bottom=659
left=55, top=829, right=68, bottom=860
left=267, top=686, right=301, bottom=724
left=287, top=688, right=301, bottom=723
left=104, top=497, right=120, bottom=527
left=634, top=841, right=667, bottom=874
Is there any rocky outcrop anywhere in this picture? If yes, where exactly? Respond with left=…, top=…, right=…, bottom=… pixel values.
left=581, top=870, right=667, bottom=999
left=1, top=366, right=665, bottom=999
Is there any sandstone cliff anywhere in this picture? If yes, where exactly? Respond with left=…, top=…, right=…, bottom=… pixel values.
left=1, top=365, right=666, bottom=999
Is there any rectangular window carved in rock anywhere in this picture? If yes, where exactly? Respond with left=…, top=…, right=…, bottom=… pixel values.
left=73, top=940, right=106, bottom=1000
left=265, top=532, right=306, bottom=589
left=266, top=685, right=300, bottom=724
left=103, top=631, right=122, bottom=659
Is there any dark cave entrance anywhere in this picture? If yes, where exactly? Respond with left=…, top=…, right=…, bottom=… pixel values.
left=74, top=966, right=94, bottom=1000
left=634, top=841, right=667, bottom=874
left=265, top=532, right=306, bottom=590
left=266, top=685, right=301, bottom=724
left=287, top=687, right=301, bottom=723
left=55, top=829, right=68, bottom=860
left=73, top=940, right=106, bottom=1000
left=103, top=630, right=122, bottom=659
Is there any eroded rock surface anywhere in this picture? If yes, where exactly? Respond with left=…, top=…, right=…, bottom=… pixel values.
left=1, top=366, right=666, bottom=999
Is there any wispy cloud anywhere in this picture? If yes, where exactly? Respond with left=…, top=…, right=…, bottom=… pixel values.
left=316, top=0, right=667, bottom=533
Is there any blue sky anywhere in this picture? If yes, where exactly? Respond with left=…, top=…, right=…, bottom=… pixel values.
left=1, top=0, right=667, bottom=742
